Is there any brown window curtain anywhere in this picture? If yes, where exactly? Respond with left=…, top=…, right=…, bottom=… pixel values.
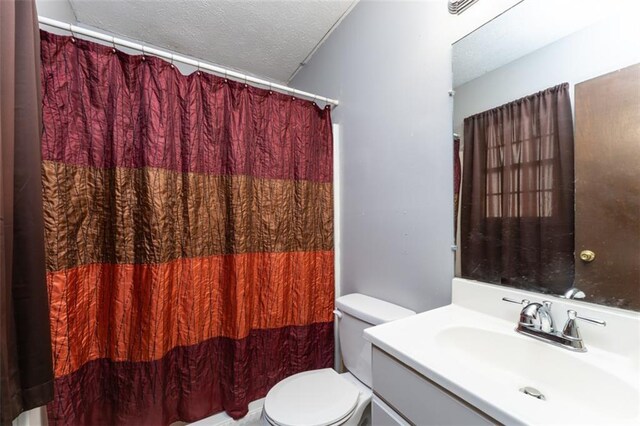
left=0, top=0, right=54, bottom=424
left=460, top=83, right=575, bottom=294
left=453, top=136, right=461, bottom=237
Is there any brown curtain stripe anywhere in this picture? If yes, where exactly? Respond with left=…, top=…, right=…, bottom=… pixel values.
left=460, top=83, right=574, bottom=294
left=42, top=161, right=333, bottom=272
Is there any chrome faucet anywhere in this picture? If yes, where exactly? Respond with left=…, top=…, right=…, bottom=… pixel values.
left=502, top=297, right=606, bottom=352
left=562, top=287, right=586, bottom=300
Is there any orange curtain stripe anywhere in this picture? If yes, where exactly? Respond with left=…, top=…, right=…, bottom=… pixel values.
left=48, top=250, right=334, bottom=378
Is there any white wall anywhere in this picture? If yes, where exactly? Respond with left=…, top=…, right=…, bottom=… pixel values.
left=453, top=12, right=640, bottom=135
left=291, top=0, right=517, bottom=313
left=35, top=0, right=76, bottom=22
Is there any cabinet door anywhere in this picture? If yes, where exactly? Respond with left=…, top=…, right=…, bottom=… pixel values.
left=372, top=396, right=410, bottom=426
left=372, top=348, right=497, bottom=425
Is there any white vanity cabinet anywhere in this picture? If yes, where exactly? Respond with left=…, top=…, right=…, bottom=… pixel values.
left=371, top=347, right=498, bottom=426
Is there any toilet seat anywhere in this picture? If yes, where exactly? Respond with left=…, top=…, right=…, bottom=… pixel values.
left=264, top=369, right=361, bottom=426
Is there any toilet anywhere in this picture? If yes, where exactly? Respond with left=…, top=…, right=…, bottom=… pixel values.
left=262, top=294, right=415, bottom=426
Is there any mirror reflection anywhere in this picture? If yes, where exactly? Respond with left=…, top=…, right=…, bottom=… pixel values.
left=452, top=0, right=640, bottom=310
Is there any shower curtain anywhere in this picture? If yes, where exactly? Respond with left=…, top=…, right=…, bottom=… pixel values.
left=40, top=31, right=334, bottom=425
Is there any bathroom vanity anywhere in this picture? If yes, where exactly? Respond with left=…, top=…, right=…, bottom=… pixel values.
left=371, top=347, right=495, bottom=425
left=364, top=278, right=640, bottom=425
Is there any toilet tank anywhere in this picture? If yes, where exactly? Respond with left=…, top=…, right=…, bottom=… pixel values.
left=335, top=294, right=415, bottom=387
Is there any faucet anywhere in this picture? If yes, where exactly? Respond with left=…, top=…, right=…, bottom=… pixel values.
left=502, top=297, right=606, bottom=352
left=561, top=287, right=586, bottom=300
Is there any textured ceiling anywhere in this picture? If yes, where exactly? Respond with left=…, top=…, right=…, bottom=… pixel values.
left=452, top=0, right=635, bottom=88
left=69, top=0, right=356, bottom=83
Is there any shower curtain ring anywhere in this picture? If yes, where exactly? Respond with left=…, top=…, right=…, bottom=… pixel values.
left=170, top=54, right=175, bottom=69
left=141, top=43, right=146, bottom=61
left=224, top=69, right=228, bottom=82
left=196, top=62, right=201, bottom=76
left=69, top=24, right=76, bottom=43
left=111, top=36, right=117, bottom=53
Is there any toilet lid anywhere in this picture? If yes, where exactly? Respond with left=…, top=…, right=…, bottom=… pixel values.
left=264, top=369, right=360, bottom=426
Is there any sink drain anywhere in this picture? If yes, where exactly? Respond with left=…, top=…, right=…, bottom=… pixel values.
left=520, top=386, right=545, bottom=400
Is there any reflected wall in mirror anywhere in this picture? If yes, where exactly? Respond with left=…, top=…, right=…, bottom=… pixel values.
left=452, top=0, right=640, bottom=310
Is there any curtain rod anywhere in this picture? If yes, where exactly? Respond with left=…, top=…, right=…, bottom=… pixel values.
left=38, top=16, right=340, bottom=108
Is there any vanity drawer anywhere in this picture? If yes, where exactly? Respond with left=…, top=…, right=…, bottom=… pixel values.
left=372, top=347, right=497, bottom=425
left=372, top=395, right=410, bottom=426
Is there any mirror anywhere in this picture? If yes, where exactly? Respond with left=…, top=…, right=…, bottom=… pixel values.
left=452, top=0, right=640, bottom=310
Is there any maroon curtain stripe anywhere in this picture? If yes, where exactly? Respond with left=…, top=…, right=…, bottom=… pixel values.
left=39, top=31, right=333, bottom=182
left=46, top=322, right=334, bottom=426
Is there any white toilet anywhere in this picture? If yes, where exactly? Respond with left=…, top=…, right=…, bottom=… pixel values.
left=262, top=293, right=415, bottom=426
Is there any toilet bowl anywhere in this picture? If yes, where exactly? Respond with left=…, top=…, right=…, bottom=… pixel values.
left=262, top=294, right=415, bottom=426
left=263, top=369, right=371, bottom=426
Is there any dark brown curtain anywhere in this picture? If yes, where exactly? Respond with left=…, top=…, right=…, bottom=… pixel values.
left=40, top=31, right=334, bottom=425
left=453, top=137, right=461, bottom=237
left=0, top=0, right=54, bottom=424
left=460, top=83, right=574, bottom=294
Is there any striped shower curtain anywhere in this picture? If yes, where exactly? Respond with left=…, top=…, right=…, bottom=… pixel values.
left=40, top=31, right=334, bottom=425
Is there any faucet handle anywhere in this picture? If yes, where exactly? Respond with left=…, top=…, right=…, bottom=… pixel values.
left=562, top=309, right=606, bottom=340
left=566, top=310, right=606, bottom=327
left=502, top=297, right=530, bottom=306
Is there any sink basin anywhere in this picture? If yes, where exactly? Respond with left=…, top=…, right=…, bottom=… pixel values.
left=436, top=326, right=639, bottom=420
left=364, top=279, right=640, bottom=425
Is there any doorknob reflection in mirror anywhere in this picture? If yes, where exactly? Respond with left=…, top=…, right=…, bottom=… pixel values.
left=579, top=250, right=596, bottom=262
